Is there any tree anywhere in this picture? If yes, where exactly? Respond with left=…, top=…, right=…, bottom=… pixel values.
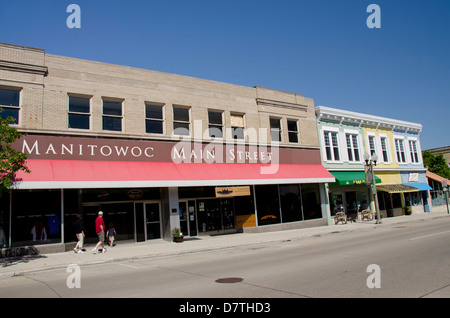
left=0, top=109, right=30, bottom=196
left=422, top=150, right=450, bottom=179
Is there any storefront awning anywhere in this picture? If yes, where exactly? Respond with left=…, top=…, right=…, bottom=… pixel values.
left=13, top=159, right=335, bottom=189
left=403, top=183, right=432, bottom=191
left=376, top=184, right=418, bottom=193
left=330, top=171, right=381, bottom=186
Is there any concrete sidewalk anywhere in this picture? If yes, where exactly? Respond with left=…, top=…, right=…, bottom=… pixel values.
left=1, top=206, right=449, bottom=277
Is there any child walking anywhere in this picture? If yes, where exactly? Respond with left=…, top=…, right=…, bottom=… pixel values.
left=107, top=223, right=117, bottom=247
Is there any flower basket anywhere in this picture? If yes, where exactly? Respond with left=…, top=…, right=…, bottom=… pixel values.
left=172, top=227, right=184, bottom=243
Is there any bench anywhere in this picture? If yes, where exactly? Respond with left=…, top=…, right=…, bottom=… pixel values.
left=361, top=209, right=373, bottom=221
left=334, top=212, right=347, bottom=225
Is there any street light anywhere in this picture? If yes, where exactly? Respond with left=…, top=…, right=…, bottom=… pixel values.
left=364, top=152, right=382, bottom=224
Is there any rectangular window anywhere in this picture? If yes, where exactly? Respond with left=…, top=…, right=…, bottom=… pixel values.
left=409, top=140, right=419, bottom=163
left=380, top=137, right=389, bottom=162
left=287, top=120, right=299, bottom=143
left=395, top=138, right=406, bottom=163
left=231, top=113, right=245, bottom=140
left=368, top=135, right=377, bottom=157
left=324, top=131, right=340, bottom=161
left=0, top=88, right=20, bottom=124
left=68, top=96, right=90, bottom=129
left=145, top=104, right=163, bottom=134
left=102, top=100, right=122, bottom=131
left=208, top=110, right=223, bottom=138
left=346, top=133, right=360, bottom=162
left=270, top=118, right=282, bottom=142
left=173, top=106, right=190, bottom=136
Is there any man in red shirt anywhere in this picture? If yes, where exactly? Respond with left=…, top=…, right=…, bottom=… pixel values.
left=92, top=211, right=106, bottom=254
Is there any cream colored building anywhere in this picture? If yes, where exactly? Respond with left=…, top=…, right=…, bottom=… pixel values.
left=0, top=42, right=333, bottom=251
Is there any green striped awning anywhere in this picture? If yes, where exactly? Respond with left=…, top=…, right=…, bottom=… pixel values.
left=329, top=171, right=381, bottom=186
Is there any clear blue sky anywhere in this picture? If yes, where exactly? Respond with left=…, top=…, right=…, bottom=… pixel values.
left=1, top=0, right=449, bottom=149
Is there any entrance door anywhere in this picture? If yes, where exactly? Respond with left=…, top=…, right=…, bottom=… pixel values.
left=179, top=200, right=197, bottom=237
left=345, top=191, right=358, bottom=215
left=145, top=202, right=161, bottom=240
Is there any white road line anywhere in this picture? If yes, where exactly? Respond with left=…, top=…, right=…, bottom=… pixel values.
left=410, top=230, right=450, bottom=241
left=118, top=263, right=141, bottom=269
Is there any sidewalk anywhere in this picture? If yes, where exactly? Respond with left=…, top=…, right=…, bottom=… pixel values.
left=1, top=206, right=448, bottom=277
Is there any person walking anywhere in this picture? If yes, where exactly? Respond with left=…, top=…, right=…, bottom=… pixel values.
left=92, top=211, right=107, bottom=254
left=107, top=222, right=116, bottom=247
left=73, top=214, right=85, bottom=253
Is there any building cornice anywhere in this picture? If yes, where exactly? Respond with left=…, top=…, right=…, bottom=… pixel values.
left=316, top=105, right=422, bottom=133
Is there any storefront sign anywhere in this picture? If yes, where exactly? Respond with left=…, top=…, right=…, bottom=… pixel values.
left=215, top=186, right=251, bottom=197
left=127, top=189, right=143, bottom=199
left=14, top=134, right=322, bottom=165
left=408, top=173, right=419, bottom=182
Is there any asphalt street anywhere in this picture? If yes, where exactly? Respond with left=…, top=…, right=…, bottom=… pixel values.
left=1, top=215, right=449, bottom=299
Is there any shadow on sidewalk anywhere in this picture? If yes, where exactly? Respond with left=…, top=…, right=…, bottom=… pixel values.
left=0, top=246, right=47, bottom=268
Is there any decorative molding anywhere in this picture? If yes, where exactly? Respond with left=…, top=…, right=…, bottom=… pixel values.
left=0, top=60, right=48, bottom=76
left=256, top=98, right=308, bottom=112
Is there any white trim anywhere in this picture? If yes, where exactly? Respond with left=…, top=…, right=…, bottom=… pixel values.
left=13, top=177, right=336, bottom=190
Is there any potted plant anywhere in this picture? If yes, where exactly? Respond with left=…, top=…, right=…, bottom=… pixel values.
left=172, top=227, right=184, bottom=243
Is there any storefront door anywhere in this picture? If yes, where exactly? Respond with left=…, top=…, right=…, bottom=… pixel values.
left=145, top=202, right=161, bottom=240
left=179, top=200, right=197, bottom=236
left=134, top=202, right=161, bottom=241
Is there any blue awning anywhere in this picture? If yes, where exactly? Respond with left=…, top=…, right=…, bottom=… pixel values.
left=404, top=183, right=432, bottom=191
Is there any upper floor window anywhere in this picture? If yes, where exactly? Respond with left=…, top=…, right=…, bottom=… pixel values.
left=173, top=106, right=190, bottom=136
left=395, top=138, right=406, bottom=163
left=287, top=120, right=299, bottom=143
left=368, top=135, right=377, bottom=157
left=231, top=113, right=244, bottom=140
left=409, top=140, right=419, bottom=163
left=208, top=110, right=223, bottom=138
left=103, top=99, right=122, bottom=132
left=270, top=118, right=282, bottom=142
left=346, top=133, right=360, bottom=162
left=0, top=88, right=20, bottom=124
left=145, top=103, right=163, bottom=134
left=68, top=96, right=90, bottom=130
left=380, top=136, right=389, bottom=163
left=323, top=131, right=340, bottom=161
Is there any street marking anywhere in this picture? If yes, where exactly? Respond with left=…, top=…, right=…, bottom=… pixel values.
left=410, top=230, right=450, bottom=241
left=118, top=263, right=141, bottom=269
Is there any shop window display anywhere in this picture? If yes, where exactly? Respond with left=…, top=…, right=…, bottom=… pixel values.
left=11, top=190, right=62, bottom=247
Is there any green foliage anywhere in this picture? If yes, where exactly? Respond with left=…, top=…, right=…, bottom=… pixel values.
left=422, top=150, right=450, bottom=179
left=0, top=109, right=30, bottom=196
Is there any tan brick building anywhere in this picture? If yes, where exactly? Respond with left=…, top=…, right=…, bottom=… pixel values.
left=0, top=42, right=333, bottom=252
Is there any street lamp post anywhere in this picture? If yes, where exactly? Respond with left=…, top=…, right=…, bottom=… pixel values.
left=364, top=152, right=382, bottom=224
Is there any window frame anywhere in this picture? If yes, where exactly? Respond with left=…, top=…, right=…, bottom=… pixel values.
left=102, top=99, right=123, bottom=132
left=270, top=117, right=282, bottom=142
left=208, top=110, right=224, bottom=138
left=323, top=130, right=340, bottom=162
left=231, top=113, right=245, bottom=140
left=173, top=105, right=190, bottom=136
left=379, top=135, right=391, bottom=163
left=68, top=95, right=91, bottom=130
left=287, top=119, right=299, bottom=143
left=394, top=138, right=407, bottom=163
left=408, top=139, right=420, bottom=164
left=145, top=103, right=164, bottom=135
left=0, top=87, right=21, bottom=125
left=345, top=132, right=360, bottom=162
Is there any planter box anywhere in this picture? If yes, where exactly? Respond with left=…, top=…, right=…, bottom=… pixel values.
left=173, top=236, right=184, bottom=243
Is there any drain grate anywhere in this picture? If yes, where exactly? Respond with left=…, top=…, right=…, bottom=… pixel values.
left=215, top=277, right=243, bottom=284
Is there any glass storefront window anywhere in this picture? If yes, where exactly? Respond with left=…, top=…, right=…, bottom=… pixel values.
left=280, top=184, right=302, bottom=222
left=255, top=185, right=281, bottom=225
left=301, top=184, right=322, bottom=220
left=11, top=190, right=62, bottom=247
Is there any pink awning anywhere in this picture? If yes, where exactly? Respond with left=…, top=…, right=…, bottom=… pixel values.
left=14, top=159, right=335, bottom=189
